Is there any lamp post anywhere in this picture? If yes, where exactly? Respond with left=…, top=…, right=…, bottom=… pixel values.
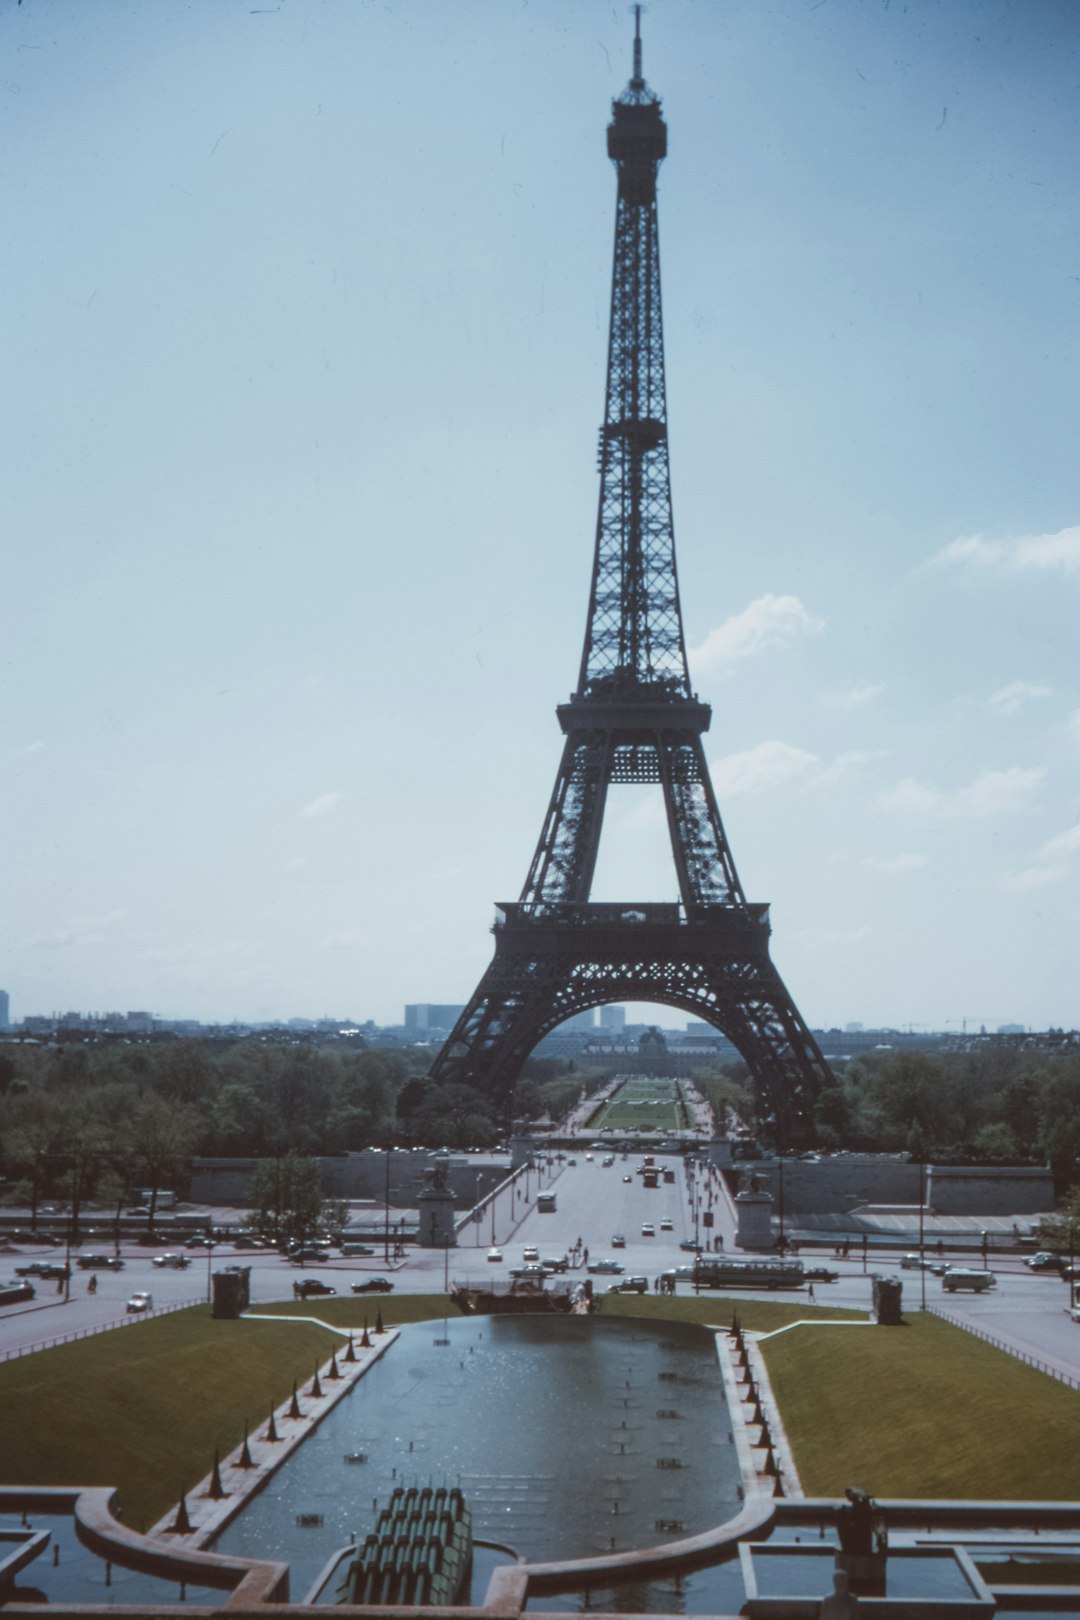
left=383, top=1151, right=391, bottom=1266
left=918, top=1159, right=927, bottom=1312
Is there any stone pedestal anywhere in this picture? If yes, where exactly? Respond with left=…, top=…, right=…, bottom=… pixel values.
left=736, top=1189, right=775, bottom=1251
left=417, top=1153, right=458, bottom=1248
left=212, top=1265, right=250, bottom=1318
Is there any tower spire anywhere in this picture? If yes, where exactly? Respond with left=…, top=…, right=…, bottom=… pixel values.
left=632, top=4, right=643, bottom=87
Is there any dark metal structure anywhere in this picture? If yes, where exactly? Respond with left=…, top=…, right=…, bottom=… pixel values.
left=430, top=13, right=831, bottom=1145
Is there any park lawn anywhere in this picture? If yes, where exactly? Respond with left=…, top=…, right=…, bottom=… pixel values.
left=252, top=1293, right=456, bottom=1329
left=598, top=1293, right=865, bottom=1333
left=0, top=1298, right=447, bottom=1530
left=760, top=1312, right=1080, bottom=1501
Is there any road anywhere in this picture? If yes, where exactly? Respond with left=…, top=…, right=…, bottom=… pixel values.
left=2, top=1154, right=1076, bottom=1381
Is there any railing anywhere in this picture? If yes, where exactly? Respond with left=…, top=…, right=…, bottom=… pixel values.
left=495, top=900, right=770, bottom=929
left=0, top=1294, right=203, bottom=1364
left=927, top=1305, right=1079, bottom=1390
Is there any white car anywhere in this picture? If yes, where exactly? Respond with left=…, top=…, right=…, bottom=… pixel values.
left=126, top=1291, right=153, bottom=1314
left=152, top=1252, right=190, bottom=1269
left=487, top=1247, right=503, bottom=1263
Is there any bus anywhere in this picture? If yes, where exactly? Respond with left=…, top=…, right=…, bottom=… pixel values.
left=537, top=1192, right=557, bottom=1213
left=692, top=1257, right=805, bottom=1291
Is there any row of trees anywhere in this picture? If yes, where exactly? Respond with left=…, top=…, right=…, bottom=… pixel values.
left=0, top=1037, right=589, bottom=1221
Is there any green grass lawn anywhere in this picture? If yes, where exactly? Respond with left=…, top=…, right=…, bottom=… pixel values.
left=597, top=1293, right=865, bottom=1333
left=0, top=1296, right=451, bottom=1530
left=760, top=1312, right=1080, bottom=1500
left=585, top=1076, right=688, bottom=1133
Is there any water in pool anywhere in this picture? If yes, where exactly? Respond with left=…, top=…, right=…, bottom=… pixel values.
left=213, top=1314, right=741, bottom=1600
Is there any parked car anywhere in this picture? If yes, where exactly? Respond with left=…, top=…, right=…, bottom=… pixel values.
left=126, top=1291, right=153, bottom=1314
left=487, top=1247, right=503, bottom=1263
left=76, top=1254, right=125, bottom=1271
left=294, top=1278, right=336, bottom=1298
left=152, top=1252, right=191, bottom=1270
left=14, top=1261, right=69, bottom=1280
left=607, top=1276, right=648, bottom=1294
left=0, top=1279, right=36, bottom=1306
left=586, top=1259, right=624, bottom=1275
left=351, top=1277, right=394, bottom=1294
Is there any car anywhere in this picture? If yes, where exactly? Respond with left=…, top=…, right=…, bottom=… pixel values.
left=586, top=1259, right=624, bottom=1275
left=14, top=1260, right=69, bottom=1280
left=522, top=1246, right=540, bottom=1262
left=152, top=1252, right=191, bottom=1269
left=611, top=1233, right=626, bottom=1248
left=487, top=1247, right=503, bottom=1263
left=294, top=1277, right=336, bottom=1298
left=659, top=1218, right=673, bottom=1231
left=232, top=1234, right=267, bottom=1250
left=0, top=1279, right=36, bottom=1306
left=900, top=1253, right=937, bottom=1270
left=510, top=1263, right=547, bottom=1281
left=1026, top=1252, right=1065, bottom=1272
left=679, top=1239, right=703, bottom=1253
left=541, top=1255, right=569, bottom=1273
left=289, top=1247, right=331, bottom=1264
left=567, top=1158, right=577, bottom=1166
left=585, top=1154, right=594, bottom=1162
left=76, top=1254, right=125, bottom=1271
left=641, top=1223, right=656, bottom=1237
left=126, top=1291, right=153, bottom=1314
left=351, top=1277, right=394, bottom=1293
left=602, top=1155, right=615, bottom=1167
left=804, top=1266, right=839, bottom=1283
left=186, top=1235, right=214, bottom=1249
left=607, top=1276, right=649, bottom=1294
left=622, top=1174, right=632, bottom=1184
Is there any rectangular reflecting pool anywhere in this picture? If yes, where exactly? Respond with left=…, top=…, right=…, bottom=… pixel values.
left=212, top=1315, right=741, bottom=1600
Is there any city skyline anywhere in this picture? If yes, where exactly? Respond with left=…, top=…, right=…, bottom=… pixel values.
left=5, top=1, right=1078, bottom=1033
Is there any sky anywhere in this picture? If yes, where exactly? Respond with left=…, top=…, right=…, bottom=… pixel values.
left=3, top=0, right=1079, bottom=1035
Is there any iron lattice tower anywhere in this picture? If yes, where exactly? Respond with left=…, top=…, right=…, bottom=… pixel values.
left=429, top=16, right=832, bottom=1146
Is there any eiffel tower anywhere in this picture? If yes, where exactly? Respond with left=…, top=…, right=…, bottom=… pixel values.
left=429, top=13, right=832, bottom=1147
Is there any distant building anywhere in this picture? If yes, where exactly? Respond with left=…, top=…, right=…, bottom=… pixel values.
left=558, top=1010, right=595, bottom=1031
left=997, top=1023, right=1025, bottom=1035
left=0, top=990, right=9, bottom=1030
left=598, top=1005, right=626, bottom=1031
left=404, top=1004, right=466, bottom=1035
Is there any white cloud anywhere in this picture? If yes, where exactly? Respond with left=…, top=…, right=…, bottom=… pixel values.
left=1001, top=865, right=1068, bottom=893
left=29, top=909, right=128, bottom=949
left=927, top=524, right=1080, bottom=576
left=828, top=684, right=884, bottom=709
left=985, top=681, right=1052, bottom=718
left=862, top=852, right=927, bottom=874
left=711, top=740, right=819, bottom=798
left=1041, top=822, right=1080, bottom=862
left=689, top=594, right=824, bottom=673
left=879, top=767, right=1043, bottom=819
left=300, top=790, right=345, bottom=818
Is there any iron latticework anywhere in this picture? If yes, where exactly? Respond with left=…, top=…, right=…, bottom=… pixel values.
left=429, top=16, right=831, bottom=1146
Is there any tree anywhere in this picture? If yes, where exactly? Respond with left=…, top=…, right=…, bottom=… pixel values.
left=128, top=1092, right=201, bottom=1223
left=247, top=1153, right=330, bottom=1247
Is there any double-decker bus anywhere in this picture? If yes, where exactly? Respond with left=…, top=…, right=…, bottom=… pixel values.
left=692, top=1257, right=805, bottom=1291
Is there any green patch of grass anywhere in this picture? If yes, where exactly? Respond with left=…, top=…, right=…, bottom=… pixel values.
left=252, top=1293, right=456, bottom=1329
left=596, top=1293, right=863, bottom=1333
left=0, top=1307, right=345, bottom=1529
left=760, top=1313, right=1080, bottom=1500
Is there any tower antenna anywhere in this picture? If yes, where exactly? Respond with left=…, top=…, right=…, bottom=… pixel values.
left=632, top=4, right=643, bottom=85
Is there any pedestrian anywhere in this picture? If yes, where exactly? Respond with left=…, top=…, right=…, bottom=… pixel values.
left=88, top=1274, right=97, bottom=1295
left=717, top=1235, right=724, bottom=1251
left=808, top=1282, right=815, bottom=1303
left=583, top=1247, right=589, bottom=1265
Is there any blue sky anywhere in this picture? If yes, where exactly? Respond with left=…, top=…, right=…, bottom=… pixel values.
left=4, top=0, right=1078, bottom=1033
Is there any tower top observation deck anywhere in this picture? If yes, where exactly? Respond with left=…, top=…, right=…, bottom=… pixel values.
left=608, top=5, right=666, bottom=191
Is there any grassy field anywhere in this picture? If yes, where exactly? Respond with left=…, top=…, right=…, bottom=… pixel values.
left=586, top=1076, right=687, bottom=1133
left=760, top=1312, right=1080, bottom=1500
left=596, top=1292, right=865, bottom=1333
left=0, top=1296, right=451, bottom=1529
